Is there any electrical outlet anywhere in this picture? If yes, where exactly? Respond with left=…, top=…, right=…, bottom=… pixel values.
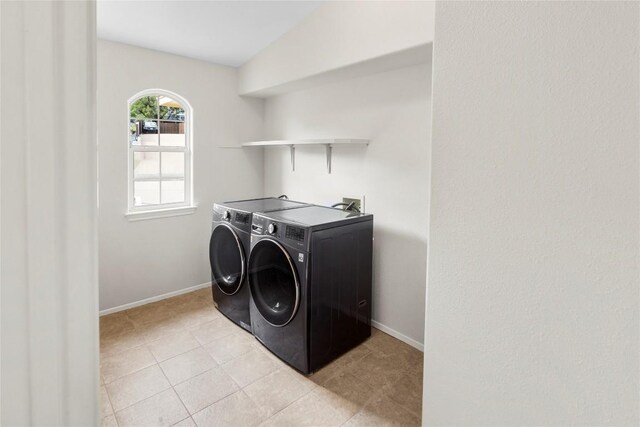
left=342, top=195, right=365, bottom=212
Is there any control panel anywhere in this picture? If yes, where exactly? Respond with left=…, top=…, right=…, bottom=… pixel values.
left=285, top=225, right=305, bottom=242
left=251, top=215, right=309, bottom=250
left=234, top=212, right=250, bottom=225
left=212, top=204, right=252, bottom=233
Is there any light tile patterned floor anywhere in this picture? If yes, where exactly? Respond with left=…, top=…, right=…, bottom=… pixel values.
left=100, top=288, right=423, bottom=427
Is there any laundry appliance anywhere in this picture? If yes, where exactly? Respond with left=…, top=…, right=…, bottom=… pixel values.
left=247, top=205, right=373, bottom=373
left=209, top=197, right=310, bottom=332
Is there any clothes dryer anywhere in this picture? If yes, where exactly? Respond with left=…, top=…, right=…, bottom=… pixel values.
left=248, top=205, right=373, bottom=372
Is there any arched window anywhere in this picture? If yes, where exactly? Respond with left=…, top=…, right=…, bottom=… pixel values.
left=127, top=90, right=192, bottom=215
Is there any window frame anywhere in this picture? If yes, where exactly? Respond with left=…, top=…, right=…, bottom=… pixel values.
left=126, top=89, right=194, bottom=217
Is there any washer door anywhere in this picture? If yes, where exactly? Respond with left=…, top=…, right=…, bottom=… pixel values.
left=248, top=239, right=300, bottom=327
left=209, top=223, right=245, bottom=295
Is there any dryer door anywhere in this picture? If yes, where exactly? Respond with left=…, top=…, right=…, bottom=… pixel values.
left=248, top=238, right=300, bottom=327
left=209, top=223, right=245, bottom=295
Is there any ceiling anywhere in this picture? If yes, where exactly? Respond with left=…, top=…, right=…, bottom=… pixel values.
left=97, top=1, right=322, bottom=67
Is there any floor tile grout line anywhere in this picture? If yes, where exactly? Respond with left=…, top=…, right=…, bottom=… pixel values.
left=172, top=362, right=218, bottom=388
left=164, top=370, right=192, bottom=422
left=103, top=290, right=424, bottom=426
left=171, top=416, right=194, bottom=427
left=186, top=354, right=284, bottom=422
left=101, top=383, right=118, bottom=423
left=102, top=319, right=218, bottom=384
left=111, top=379, right=170, bottom=418
left=341, top=383, right=385, bottom=426
left=378, top=371, right=423, bottom=417
left=248, top=376, right=316, bottom=425
left=206, top=343, right=255, bottom=366
left=157, top=336, right=218, bottom=388
left=105, top=329, right=243, bottom=406
left=109, top=368, right=182, bottom=416
left=272, top=345, right=412, bottom=426
left=104, top=297, right=220, bottom=332
left=157, top=341, right=247, bottom=418
left=100, top=326, right=178, bottom=359
left=111, top=365, right=172, bottom=414
left=340, top=411, right=360, bottom=426
left=241, top=366, right=311, bottom=417
left=148, top=334, right=203, bottom=365
left=230, top=344, right=279, bottom=379
left=109, top=338, right=200, bottom=416
left=109, top=359, right=208, bottom=420
left=102, top=360, right=157, bottom=386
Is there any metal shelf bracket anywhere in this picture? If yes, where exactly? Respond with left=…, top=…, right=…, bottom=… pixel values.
left=290, top=145, right=295, bottom=172
left=326, top=144, right=333, bottom=174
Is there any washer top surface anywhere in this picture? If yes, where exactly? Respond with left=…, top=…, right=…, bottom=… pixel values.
left=260, top=205, right=371, bottom=228
left=220, top=197, right=309, bottom=213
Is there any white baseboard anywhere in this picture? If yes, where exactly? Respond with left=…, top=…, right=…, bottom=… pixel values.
left=99, top=282, right=211, bottom=316
left=371, top=319, right=424, bottom=352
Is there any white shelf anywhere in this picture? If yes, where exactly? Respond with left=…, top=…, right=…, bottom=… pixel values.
left=242, top=138, right=369, bottom=147
left=241, top=138, right=369, bottom=173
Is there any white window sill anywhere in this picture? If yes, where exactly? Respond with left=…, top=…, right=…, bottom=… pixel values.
left=125, top=205, right=198, bottom=222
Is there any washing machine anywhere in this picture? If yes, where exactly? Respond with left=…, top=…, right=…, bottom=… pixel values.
left=209, top=197, right=310, bottom=332
left=247, top=205, right=373, bottom=373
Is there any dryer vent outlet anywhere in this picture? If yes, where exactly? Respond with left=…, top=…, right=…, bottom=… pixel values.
left=342, top=196, right=364, bottom=212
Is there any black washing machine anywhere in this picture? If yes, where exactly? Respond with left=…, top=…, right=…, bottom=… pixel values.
left=248, top=205, right=373, bottom=373
left=209, top=197, right=310, bottom=332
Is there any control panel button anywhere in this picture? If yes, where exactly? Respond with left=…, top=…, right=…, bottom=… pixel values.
left=268, top=223, right=277, bottom=234
left=222, top=210, right=230, bottom=220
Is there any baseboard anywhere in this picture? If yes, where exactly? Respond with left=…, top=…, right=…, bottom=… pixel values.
left=371, top=319, right=424, bottom=352
left=99, top=282, right=211, bottom=316
left=100, top=284, right=425, bottom=353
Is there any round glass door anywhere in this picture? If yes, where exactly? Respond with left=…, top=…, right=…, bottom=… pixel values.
left=248, top=239, right=299, bottom=327
left=209, top=223, right=245, bottom=295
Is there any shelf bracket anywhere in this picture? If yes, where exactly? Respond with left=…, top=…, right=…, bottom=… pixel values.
left=326, top=144, right=332, bottom=174
left=290, top=145, right=295, bottom=172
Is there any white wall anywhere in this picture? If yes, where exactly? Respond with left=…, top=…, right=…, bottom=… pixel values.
left=238, top=1, right=434, bottom=96
left=98, top=40, right=264, bottom=311
left=2, top=1, right=99, bottom=424
left=263, top=62, right=431, bottom=348
left=424, top=2, right=639, bottom=425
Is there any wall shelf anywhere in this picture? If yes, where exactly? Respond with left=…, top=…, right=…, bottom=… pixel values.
left=241, top=138, right=369, bottom=173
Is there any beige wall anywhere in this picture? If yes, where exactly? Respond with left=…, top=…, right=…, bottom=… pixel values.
left=424, top=2, right=639, bottom=424
left=98, top=40, right=264, bottom=311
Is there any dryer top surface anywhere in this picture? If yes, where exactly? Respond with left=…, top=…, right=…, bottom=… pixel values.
left=258, top=205, right=372, bottom=228
left=218, top=197, right=309, bottom=213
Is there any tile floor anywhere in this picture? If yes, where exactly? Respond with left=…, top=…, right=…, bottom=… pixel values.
left=100, top=288, right=423, bottom=427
